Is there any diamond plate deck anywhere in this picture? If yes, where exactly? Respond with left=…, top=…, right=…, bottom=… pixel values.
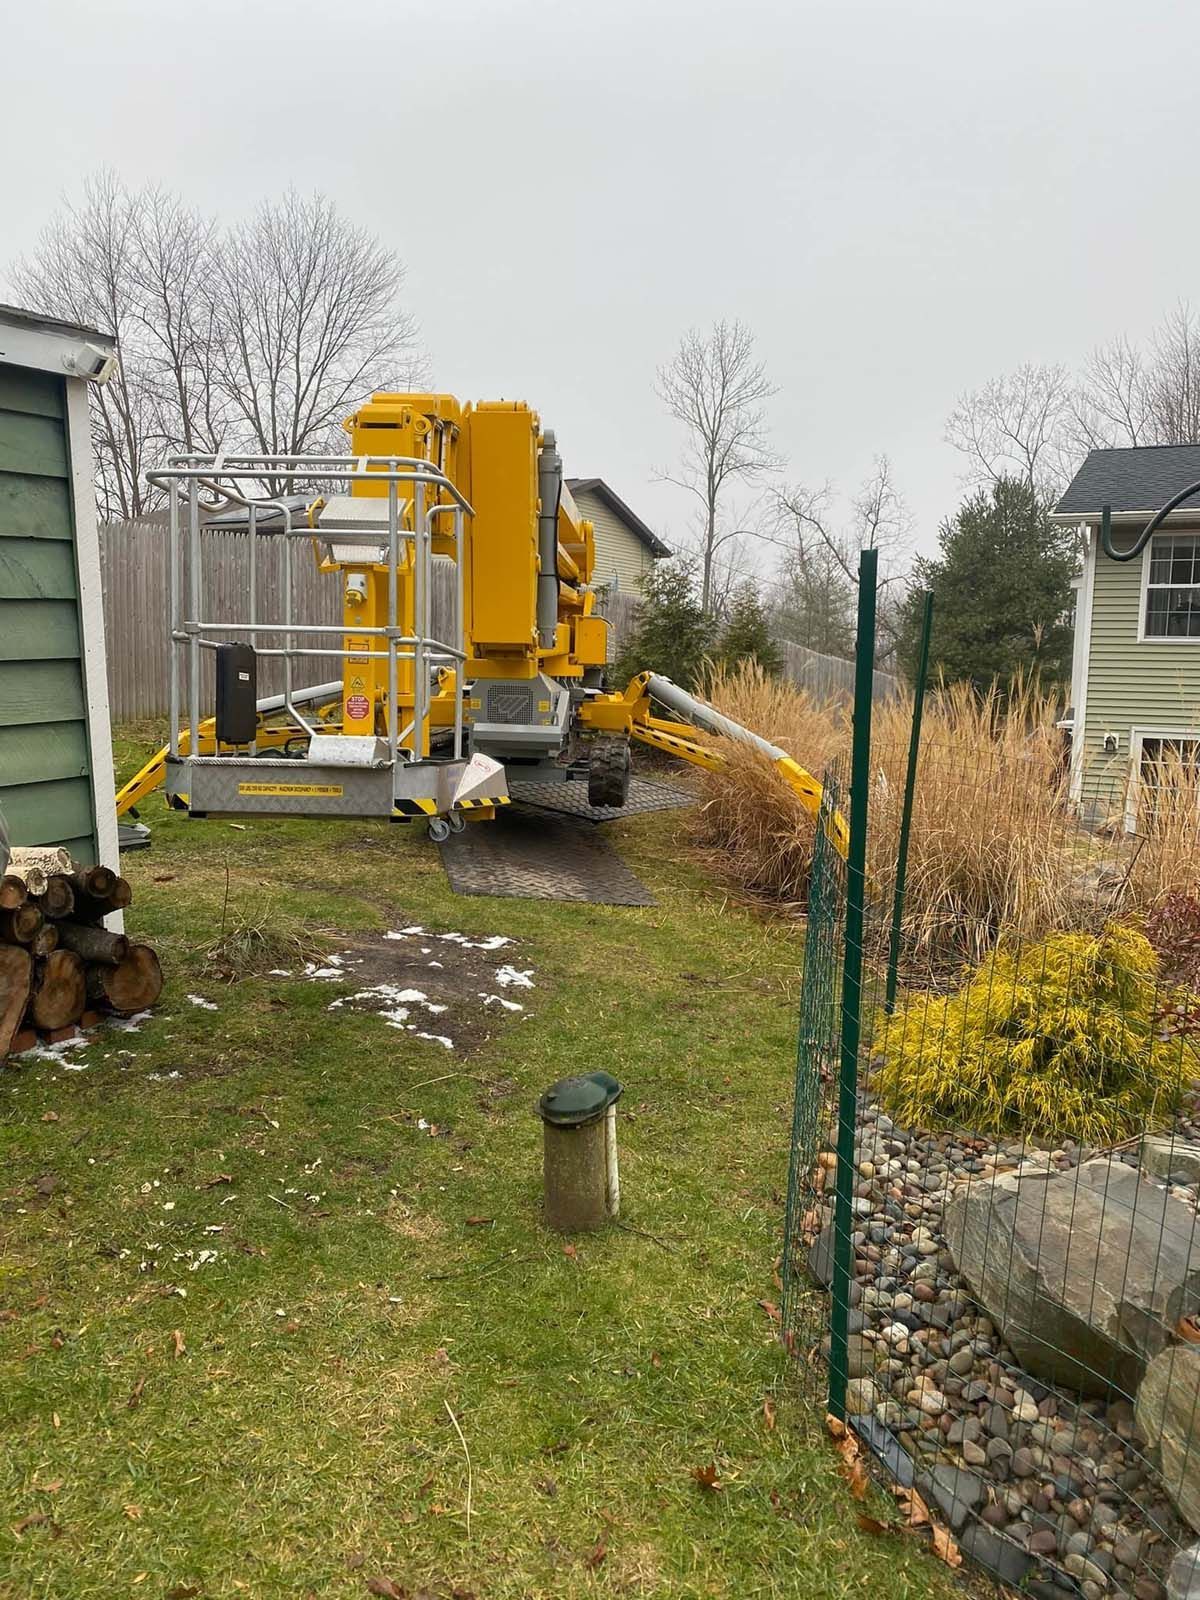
left=439, top=810, right=655, bottom=905
left=506, top=775, right=694, bottom=824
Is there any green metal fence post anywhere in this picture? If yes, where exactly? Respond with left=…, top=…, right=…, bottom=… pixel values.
left=884, top=589, right=934, bottom=1015
left=828, top=546, right=879, bottom=1423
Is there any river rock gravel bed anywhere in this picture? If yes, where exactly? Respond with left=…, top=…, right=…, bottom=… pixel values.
left=809, top=1097, right=1200, bottom=1600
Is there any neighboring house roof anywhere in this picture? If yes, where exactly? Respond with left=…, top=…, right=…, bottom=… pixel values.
left=566, top=477, right=671, bottom=557
left=1054, top=444, right=1200, bottom=524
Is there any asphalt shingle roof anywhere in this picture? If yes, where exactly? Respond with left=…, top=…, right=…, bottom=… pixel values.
left=1056, top=444, right=1200, bottom=517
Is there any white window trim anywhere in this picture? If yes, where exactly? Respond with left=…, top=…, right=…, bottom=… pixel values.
left=1137, top=530, right=1200, bottom=643
left=1124, top=724, right=1200, bottom=832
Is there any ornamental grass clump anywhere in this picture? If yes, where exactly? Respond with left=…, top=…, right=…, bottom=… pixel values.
left=873, top=923, right=1200, bottom=1144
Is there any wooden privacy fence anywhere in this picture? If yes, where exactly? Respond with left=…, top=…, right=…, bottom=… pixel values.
left=100, top=524, right=900, bottom=721
left=100, top=520, right=455, bottom=721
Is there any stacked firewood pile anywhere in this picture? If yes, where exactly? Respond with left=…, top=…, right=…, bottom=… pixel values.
left=0, top=846, right=163, bottom=1061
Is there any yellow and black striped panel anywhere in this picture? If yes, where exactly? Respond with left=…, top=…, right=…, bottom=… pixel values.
left=453, top=794, right=511, bottom=812
left=393, top=797, right=438, bottom=817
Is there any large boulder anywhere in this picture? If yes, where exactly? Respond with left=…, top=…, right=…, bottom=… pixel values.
left=1137, top=1346, right=1200, bottom=1534
left=944, top=1158, right=1200, bottom=1395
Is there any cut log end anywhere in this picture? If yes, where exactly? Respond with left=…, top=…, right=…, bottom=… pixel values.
left=34, top=876, right=76, bottom=919
left=87, top=945, right=163, bottom=1016
left=29, top=950, right=86, bottom=1033
left=0, top=905, right=44, bottom=946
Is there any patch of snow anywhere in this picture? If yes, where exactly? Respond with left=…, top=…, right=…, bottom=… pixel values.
left=481, top=993, right=524, bottom=1012
left=107, top=1011, right=152, bottom=1033
left=416, top=1032, right=454, bottom=1050
left=268, top=968, right=292, bottom=977
left=427, top=960, right=444, bottom=969
left=186, top=994, right=218, bottom=1011
left=495, top=965, right=534, bottom=989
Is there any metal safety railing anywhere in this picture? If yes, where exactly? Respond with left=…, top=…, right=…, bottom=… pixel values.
left=144, top=454, right=474, bottom=770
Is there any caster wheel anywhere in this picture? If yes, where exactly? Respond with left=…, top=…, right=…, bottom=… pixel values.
left=448, top=812, right=467, bottom=834
left=427, top=816, right=451, bottom=844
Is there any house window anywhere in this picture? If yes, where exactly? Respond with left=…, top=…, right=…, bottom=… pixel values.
left=1144, top=534, right=1200, bottom=637
left=1133, top=732, right=1200, bottom=827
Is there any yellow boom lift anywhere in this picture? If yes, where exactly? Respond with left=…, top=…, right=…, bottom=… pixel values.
left=119, top=394, right=843, bottom=851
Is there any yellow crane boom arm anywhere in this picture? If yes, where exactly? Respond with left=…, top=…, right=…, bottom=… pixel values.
left=582, top=673, right=849, bottom=857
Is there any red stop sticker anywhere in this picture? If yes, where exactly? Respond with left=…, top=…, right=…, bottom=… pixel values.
left=346, top=694, right=370, bottom=721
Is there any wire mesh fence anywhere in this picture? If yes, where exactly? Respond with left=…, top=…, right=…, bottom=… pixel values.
left=783, top=652, right=1200, bottom=1597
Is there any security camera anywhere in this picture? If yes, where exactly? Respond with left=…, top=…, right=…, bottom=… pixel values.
left=63, top=343, right=117, bottom=385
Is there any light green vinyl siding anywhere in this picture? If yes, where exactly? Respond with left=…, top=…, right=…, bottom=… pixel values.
left=1079, top=528, right=1200, bottom=813
left=572, top=487, right=655, bottom=596
left=0, top=365, right=97, bottom=859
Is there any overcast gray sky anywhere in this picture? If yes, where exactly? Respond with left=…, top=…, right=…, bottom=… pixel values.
left=6, top=0, right=1200, bottom=562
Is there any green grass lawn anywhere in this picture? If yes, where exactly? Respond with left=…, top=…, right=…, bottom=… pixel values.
left=0, top=726, right=964, bottom=1600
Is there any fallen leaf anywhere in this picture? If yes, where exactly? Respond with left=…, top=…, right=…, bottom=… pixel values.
left=40, top=1111, right=59, bottom=1123
left=153, top=873, right=177, bottom=882
left=202, top=1173, right=234, bottom=1189
left=562, top=1243, right=577, bottom=1260
left=930, top=1522, right=962, bottom=1568
left=345, top=1552, right=365, bottom=1570
left=127, top=1375, right=147, bottom=1409
left=895, top=1485, right=932, bottom=1529
left=536, top=1477, right=558, bottom=1497
left=762, top=1397, right=777, bottom=1430
left=38, top=1479, right=63, bottom=1494
left=650, top=1350, right=662, bottom=1369
left=51, top=1412, right=60, bottom=1429
left=50, top=1329, right=64, bottom=1349
left=584, top=1539, right=608, bottom=1570
left=757, top=1299, right=781, bottom=1325
left=827, top=1415, right=868, bottom=1500
left=30, top=1294, right=49, bottom=1310
left=365, top=1578, right=405, bottom=1597
left=857, top=1513, right=893, bottom=1536
left=35, top=1175, right=57, bottom=1197
left=124, top=1504, right=142, bottom=1520
left=13, top=1512, right=49, bottom=1535
left=465, top=1216, right=492, bottom=1227
left=284, top=1319, right=300, bottom=1334
left=228, top=823, right=247, bottom=831
left=690, top=1464, right=722, bottom=1493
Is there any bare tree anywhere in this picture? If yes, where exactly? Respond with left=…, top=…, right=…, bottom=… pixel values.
left=11, top=173, right=159, bottom=519
left=1145, top=304, right=1200, bottom=444
left=10, top=175, right=423, bottom=514
left=212, top=192, right=423, bottom=489
left=1070, top=336, right=1151, bottom=450
left=770, top=456, right=913, bottom=663
left=945, top=362, right=1074, bottom=494
left=657, top=319, right=781, bottom=613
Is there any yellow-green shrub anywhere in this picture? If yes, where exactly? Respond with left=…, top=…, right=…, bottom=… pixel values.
left=873, top=924, right=1199, bottom=1144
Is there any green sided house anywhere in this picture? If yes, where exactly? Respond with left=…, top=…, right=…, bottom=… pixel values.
left=565, top=477, right=669, bottom=594
left=1054, top=444, right=1200, bottom=825
left=0, top=304, right=118, bottom=868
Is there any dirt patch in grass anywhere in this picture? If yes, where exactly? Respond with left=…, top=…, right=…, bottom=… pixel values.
left=307, top=923, right=537, bottom=1058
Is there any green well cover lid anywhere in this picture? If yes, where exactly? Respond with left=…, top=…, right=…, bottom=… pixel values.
left=537, top=1070, right=623, bottom=1127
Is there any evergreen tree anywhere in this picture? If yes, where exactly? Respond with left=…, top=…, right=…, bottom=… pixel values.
left=614, top=560, right=714, bottom=691
left=718, top=582, right=783, bottom=674
left=899, top=476, right=1076, bottom=691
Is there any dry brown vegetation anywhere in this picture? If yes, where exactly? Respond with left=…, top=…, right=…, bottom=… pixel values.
left=689, top=662, right=1199, bottom=966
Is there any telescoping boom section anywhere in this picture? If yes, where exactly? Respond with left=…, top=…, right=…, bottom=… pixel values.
left=122, top=393, right=843, bottom=853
